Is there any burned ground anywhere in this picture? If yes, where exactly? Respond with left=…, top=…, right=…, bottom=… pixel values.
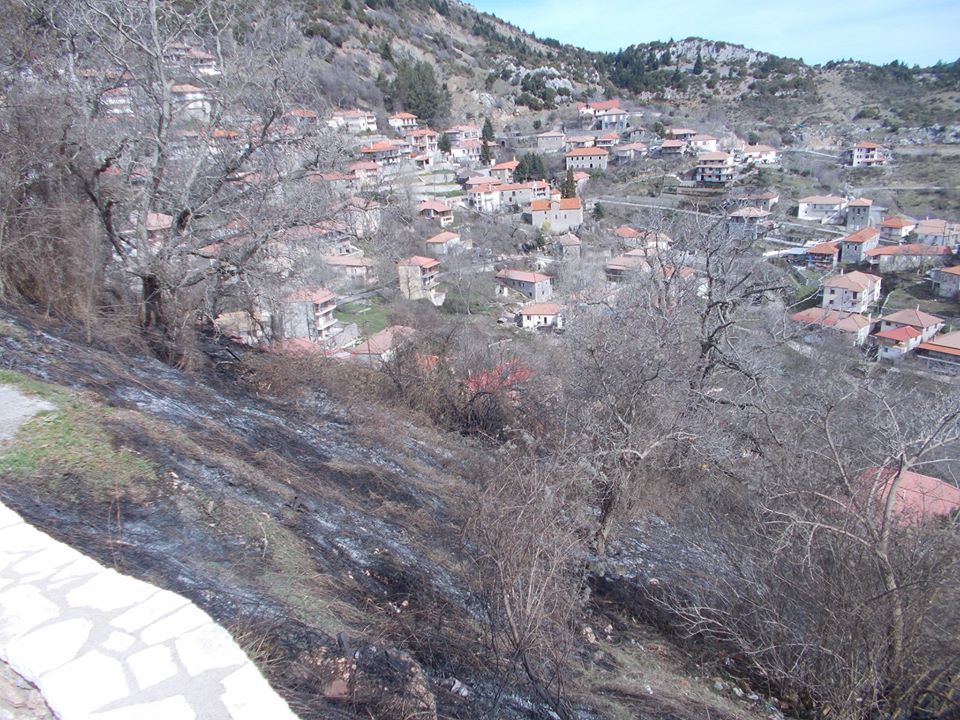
left=0, top=307, right=771, bottom=720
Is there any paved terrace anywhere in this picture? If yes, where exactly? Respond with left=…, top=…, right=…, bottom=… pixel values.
left=0, top=385, right=298, bottom=719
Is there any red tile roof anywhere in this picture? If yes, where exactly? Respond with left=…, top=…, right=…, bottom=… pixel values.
left=283, top=288, right=335, bottom=304
left=807, top=242, right=841, bottom=256
left=866, top=243, right=952, bottom=257
left=823, top=270, right=881, bottom=291
left=879, top=308, right=944, bottom=328
left=842, top=227, right=880, bottom=244
left=400, top=255, right=440, bottom=269
left=496, top=269, right=551, bottom=284
left=918, top=329, right=960, bottom=357
left=519, top=303, right=561, bottom=316
left=874, top=326, right=921, bottom=342
left=790, top=308, right=871, bottom=332
left=880, top=216, right=916, bottom=229
left=864, top=466, right=960, bottom=520
left=565, top=147, right=609, bottom=157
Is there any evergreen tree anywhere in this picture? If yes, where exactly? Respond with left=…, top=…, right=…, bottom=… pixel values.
left=561, top=168, right=576, bottom=199
left=516, top=153, right=546, bottom=181
left=438, top=132, right=451, bottom=154
left=592, top=202, right=605, bottom=221
left=482, top=117, right=495, bottom=142
left=693, top=49, right=704, bottom=75
left=386, top=59, right=450, bottom=125
left=480, top=141, right=492, bottom=165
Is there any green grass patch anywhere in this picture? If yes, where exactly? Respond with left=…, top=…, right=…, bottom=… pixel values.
left=883, top=280, right=960, bottom=320
left=0, top=376, right=155, bottom=501
left=335, top=301, right=390, bottom=335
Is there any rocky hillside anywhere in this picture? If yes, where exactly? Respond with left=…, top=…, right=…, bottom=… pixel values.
left=292, top=1, right=960, bottom=141
left=0, top=307, right=772, bottom=720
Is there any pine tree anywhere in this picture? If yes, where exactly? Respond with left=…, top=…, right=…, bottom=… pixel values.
left=482, top=117, right=494, bottom=142
left=693, top=50, right=704, bottom=75
left=561, top=168, right=576, bottom=199
left=480, top=141, right=492, bottom=165
left=438, top=132, right=451, bottom=154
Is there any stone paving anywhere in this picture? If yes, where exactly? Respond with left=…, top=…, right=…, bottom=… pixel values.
left=0, top=385, right=299, bottom=719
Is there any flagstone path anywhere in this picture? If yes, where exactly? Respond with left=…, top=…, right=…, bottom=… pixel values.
left=0, top=384, right=299, bottom=719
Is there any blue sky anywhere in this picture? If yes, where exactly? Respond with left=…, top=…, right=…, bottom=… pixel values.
left=469, top=0, right=960, bottom=67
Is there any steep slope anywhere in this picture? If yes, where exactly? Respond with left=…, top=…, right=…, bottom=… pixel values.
left=0, top=308, right=772, bottom=720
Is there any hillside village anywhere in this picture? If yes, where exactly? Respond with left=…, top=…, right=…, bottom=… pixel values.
left=166, top=62, right=960, bottom=373
left=2, top=3, right=960, bottom=720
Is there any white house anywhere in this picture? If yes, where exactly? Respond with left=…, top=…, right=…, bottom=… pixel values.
left=741, top=144, right=779, bottom=165
left=467, top=184, right=502, bottom=213
left=328, top=108, right=377, bottom=134
left=170, top=83, right=212, bottom=120
left=879, top=216, right=917, bottom=242
left=388, top=112, right=418, bottom=133
left=689, top=134, right=719, bottom=153
left=798, top=196, right=848, bottom=223
left=398, top=256, right=441, bottom=301
left=821, top=270, right=881, bottom=313
left=848, top=142, right=890, bottom=167
left=498, top=181, right=550, bottom=208
left=529, top=198, right=583, bottom=234
left=518, top=303, right=563, bottom=329
left=694, top=152, right=736, bottom=185
left=874, top=309, right=944, bottom=361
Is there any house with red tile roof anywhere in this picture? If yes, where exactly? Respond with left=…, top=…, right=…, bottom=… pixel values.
left=417, top=200, right=454, bottom=227
left=845, top=197, right=874, bottom=231
left=789, top=308, right=873, bottom=346
left=388, top=112, right=418, bottom=132
left=741, top=144, right=779, bottom=165
left=930, top=265, right=960, bottom=298
left=495, top=269, right=553, bottom=302
left=847, top=142, right=890, bottom=167
left=518, top=303, right=563, bottom=330
left=839, top=227, right=881, bottom=264
left=565, top=147, right=609, bottom=171
left=821, top=270, right=881, bottom=313
left=605, top=249, right=655, bottom=283
left=689, top=134, right=718, bottom=153
left=806, top=241, right=841, bottom=269
left=659, top=139, right=686, bottom=156
left=861, top=467, right=960, bottom=522
left=324, top=255, right=377, bottom=286
left=328, top=108, right=377, bottom=134
left=497, top=181, right=550, bottom=208
left=879, top=215, right=917, bottom=242
left=536, top=130, right=565, bottom=153
left=350, top=325, right=416, bottom=364
left=281, top=288, right=338, bottom=343
left=665, top=127, right=698, bottom=141
left=424, top=230, right=467, bottom=256
left=917, top=329, right=960, bottom=369
left=874, top=308, right=944, bottom=360
left=467, top=184, right=502, bottom=213
left=613, top=142, right=648, bottom=164
left=529, top=197, right=583, bottom=233
left=864, top=243, right=952, bottom=273
left=914, top=218, right=960, bottom=248
left=398, top=256, right=441, bottom=300
left=489, top=158, right=520, bottom=183
left=694, top=151, right=736, bottom=185
left=594, top=132, right=622, bottom=149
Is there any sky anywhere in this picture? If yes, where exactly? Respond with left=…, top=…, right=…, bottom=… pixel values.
left=469, top=0, right=960, bottom=67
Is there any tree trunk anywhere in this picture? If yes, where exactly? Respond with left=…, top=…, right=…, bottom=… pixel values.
left=142, top=274, right=164, bottom=329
